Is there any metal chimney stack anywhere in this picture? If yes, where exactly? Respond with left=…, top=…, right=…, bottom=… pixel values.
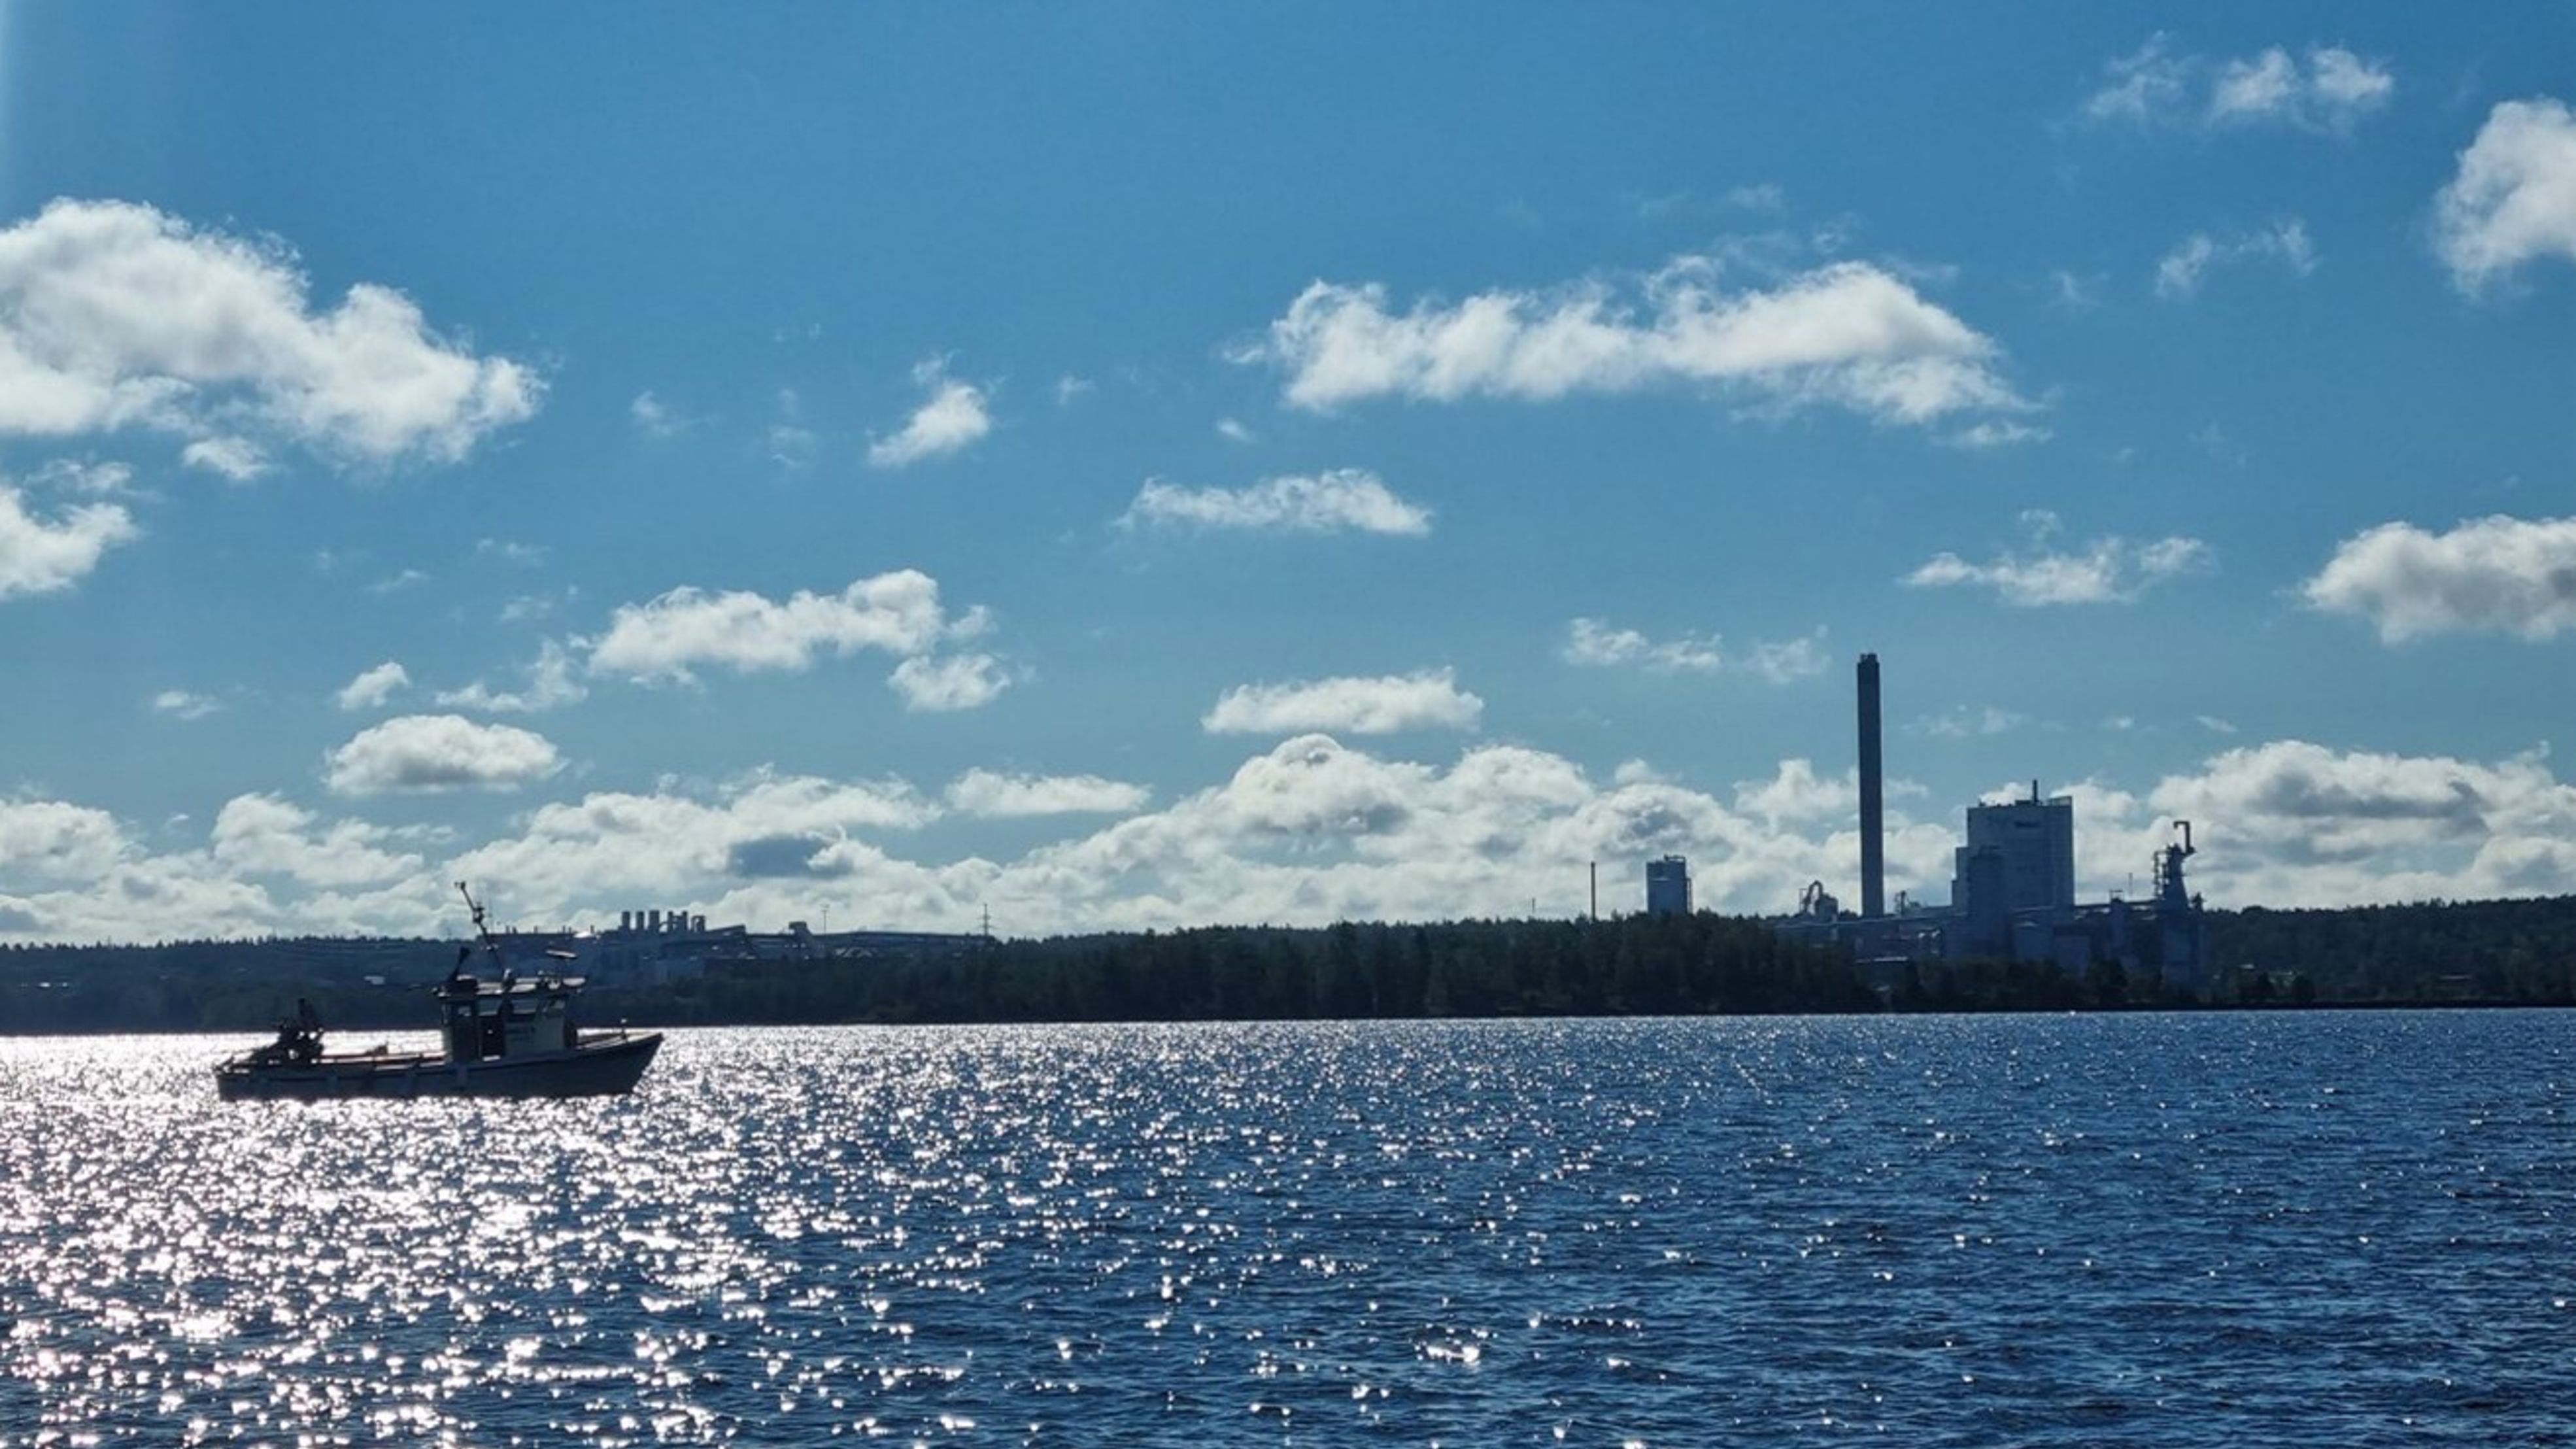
left=1858, top=652, right=1884, bottom=919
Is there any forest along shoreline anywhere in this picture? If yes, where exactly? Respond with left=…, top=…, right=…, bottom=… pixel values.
left=7, top=895, right=2576, bottom=1033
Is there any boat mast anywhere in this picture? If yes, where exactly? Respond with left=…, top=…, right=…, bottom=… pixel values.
left=456, top=881, right=508, bottom=974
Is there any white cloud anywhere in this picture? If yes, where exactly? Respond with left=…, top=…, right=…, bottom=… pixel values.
left=1914, top=706, right=2029, bottom=740
left=27, top=458, right=135, bottom=495
left=1943, top=420, right=2051, bottom=450
left=1238, top=258, right=2027, bottom=427
left=324, top=714, right=560, bottom=795
left=2435, top=98, right=2576, bottom=290
left=1905, top=511, right=2211, bottom=605
left=475, top=537, right=547, bottom=568
left=369, top=568, right=429, bottom=594
left=764, top=387, right=817, bottom=469
left=889, top=653, right=1011, bottom=712
left=446, top=768, right=940, bottom=910
left=2086, top=37, right=2392, bottom=133
left=630, top=390, right=681, bottom=437
left=180, top=435, right=268, bottom=480
left=1215, top=417, right=1257, bottom=444
left=21, top=724, right=2576, bottom=944
left=1731, top=758, right=1861, bottom=827
left=336, top=660, right=411, bottom=711
left=0, top=798, right=128, bottom=882
left=1744, top=631, right=1831, bottom=683
left=946, top=768, right=1149, bottom=818
left=435, top=639, right=587, bottom=713
left=498, top=590, right=568, bottom=624
left=1564, top=617, right=1718, bottom=673
left=2304, top=513, right=2576, bottom=641
left=151, top=689, right=222, bottom=721
left=0, top=483, right=137, bottom=600
left=0, top=198, right=539, bottom=466
left=2052, top=740, right=2576, bottom=908
left=2154, top=220, right=2316, bottom=298
left=867, top=357, right=992, bottom=469
left=211, top=793, right=422, bottom=889
left=1563, top=619, right=1827, bottom=683
left=2085, top=35, right=2192, bottom=125
left=1204, top=670, right=1483, bottom=736
left=586, top=569, right=967, bottom=682
left=1119, top=468, right=1433, bottom=537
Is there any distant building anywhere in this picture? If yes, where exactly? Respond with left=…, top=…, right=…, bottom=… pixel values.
left=1770, top=653, right=2206, bottom=989
left=492, top=905, right=984, bottom=985
left=1646, top=855, right=1691, bottom=917
left=1952, top=785, right=2076, bottom=947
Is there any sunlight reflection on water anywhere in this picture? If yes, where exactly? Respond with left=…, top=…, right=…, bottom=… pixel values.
left=2, top=1014, right=2571, bottom=1444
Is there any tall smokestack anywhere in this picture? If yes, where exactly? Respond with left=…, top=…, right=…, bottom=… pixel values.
left=1858, top=652, right=1884, bottom=919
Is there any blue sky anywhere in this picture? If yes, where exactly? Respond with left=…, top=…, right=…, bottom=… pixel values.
left=3, top=3, right=2575, bottom=942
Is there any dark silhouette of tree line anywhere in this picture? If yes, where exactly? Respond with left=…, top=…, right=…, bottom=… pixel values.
left=5, top=894, right=2576, bottom=1033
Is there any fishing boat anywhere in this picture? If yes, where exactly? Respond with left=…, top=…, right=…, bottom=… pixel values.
left=214, top=883, right=663, bottom=1101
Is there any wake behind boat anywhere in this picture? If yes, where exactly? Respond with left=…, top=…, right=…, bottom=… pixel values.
left=215, top=883, right=663, bottom=1101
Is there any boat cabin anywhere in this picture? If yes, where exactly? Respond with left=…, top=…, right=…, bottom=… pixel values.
left=437, top=972, right=581, bottom=1063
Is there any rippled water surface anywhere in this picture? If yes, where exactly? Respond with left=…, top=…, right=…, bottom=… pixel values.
left=4, top=1013, right=2573, bottom=1445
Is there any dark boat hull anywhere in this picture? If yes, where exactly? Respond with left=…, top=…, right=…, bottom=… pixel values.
left=215, top=1032, right=662, bottom=1101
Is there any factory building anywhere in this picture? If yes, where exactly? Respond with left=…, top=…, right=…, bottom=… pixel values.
left=1646, top=855, right=1692, bottom=917
left=1774, top=654, right=2207, bottom=988
left=488, top=907, right=984, bottom=985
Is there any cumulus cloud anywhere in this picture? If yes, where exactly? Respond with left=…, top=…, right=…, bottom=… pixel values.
left=0, top=483, right=137, bottom=600
left=1905, top=511, right=2211, bottom=605
left=180, top=435, right=268, bottom=480
left=324, top=714, right=560, bottom=796
left=1914, top=706, right=2029, bottom=740
left=1564, top=617, right=1720, bottom=673
left=766, top=388, right=818, bottom=469
left=436, top=639, right=587, bottom=713
left=0, top=798, right=127, bottom=881
left=336, top=660, right=410, bottom=711
left=2059, top=740, right=2576, bottom=908
left=18, top=725, right=2576, bottom=944
left=1744, top=632, right=1832, bottom=683
left=441, top=734, right=1961, bottom=932
left=1944, top=420, right=2051, bottom=450
left=0, top=198, right=539, bottom=466
left=945, top=768, right=1149, bottom=818
left=586, top=569, right=972, bottom=682
left=2435, top=98, right=2576, bottom=290
left=1119, top=469, right=1433, bottom=537
left=150, top=689, right=222, bottom=721
left=28, top=458, right=135, bottom=495
left=211, top=792, right=422, bottom=889
left=2303, top=514, right=2576, bottom=641
left=447, top=769, right=940, bottom=907
left=2154, top=220, right=2316, bottom=298
left=888, top=653, right=1011, bottom=712
left=1204, top=670, right=1483, bottom=736
left=2085, top=37, right=2392, bottom=133
left=1236, top=258, right=2028, bottom=427
left=630, top=390, right=681, bottom=437
left=867, top=357, right=992, bottom=468
left=1561, top=618, right=1827, bottom=681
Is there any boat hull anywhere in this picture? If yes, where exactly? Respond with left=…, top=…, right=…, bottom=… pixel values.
left=215, top=1032, right=663, bottom=1102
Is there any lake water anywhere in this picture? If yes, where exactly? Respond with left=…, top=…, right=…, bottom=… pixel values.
left=2, top=1012, right=2569, bottom=1445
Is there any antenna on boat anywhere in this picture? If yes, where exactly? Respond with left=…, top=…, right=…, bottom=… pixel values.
left=457, top=881, right=506, bottom=972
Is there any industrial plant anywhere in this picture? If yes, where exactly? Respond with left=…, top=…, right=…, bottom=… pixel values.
left=485, top=907, right=985, bottom=984
left=1662, top=653, right=2207, bottom=985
